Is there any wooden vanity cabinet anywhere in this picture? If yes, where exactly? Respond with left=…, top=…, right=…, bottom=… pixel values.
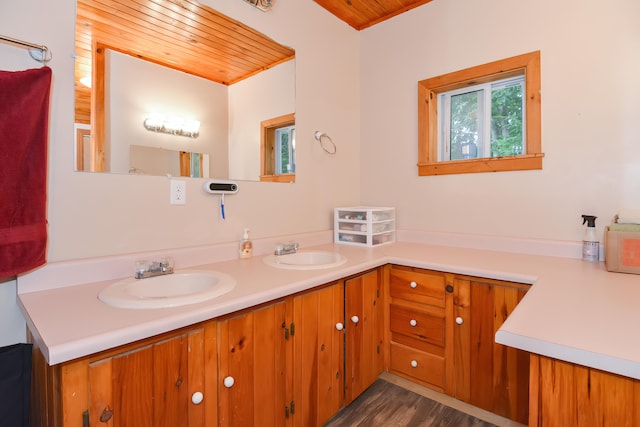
left=452, top=276, right=530, bottom=424
left=385, top=265, right=530, bottom=424
left=344, top=269, right=385, bottom=404
left=529, top=354, right=640, bottom=426
left=217, top=300, right=291, bottom=427
left=291, top=268, right=384, bottom=426
left=30, top=321, right=218, bottom=427
left=386, top=266, right=453, bottom=392
left=292, top=281, right=344, bottom=426
left=217, top=268, right=384, bottom=427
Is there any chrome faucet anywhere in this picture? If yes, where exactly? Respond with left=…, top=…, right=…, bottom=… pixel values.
left=135, top=257, right=174, bottom=279
left=274, top=242, right=299, bottom=256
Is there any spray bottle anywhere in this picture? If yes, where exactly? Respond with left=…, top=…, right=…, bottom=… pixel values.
left=581, top=215, right=599, bottom=262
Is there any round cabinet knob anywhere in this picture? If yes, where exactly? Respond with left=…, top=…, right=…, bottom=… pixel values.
left=409, top=319, right=417, bottom=327
left=456, top=316, right=464, bottom=325
left=191, top=391, right=204, bottom=405
left=351, top=316, right=359, bottom=324
left=410, top=281, right=417, bottom=289
left=335, top=322, right=344, bottom=331
left=223, top=376, right=235, bottom=388
left=410, top=360, right=418, bottom=368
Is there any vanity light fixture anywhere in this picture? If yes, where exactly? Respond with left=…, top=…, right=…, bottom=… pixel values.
left=241, top=0, right=272, bottom=12
left=143, top=114, right=200, bottom=138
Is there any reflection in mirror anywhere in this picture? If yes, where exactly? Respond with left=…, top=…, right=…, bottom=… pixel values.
left=260, top=113, right=296, bottom=183
left=74, top=0, right=295, bottom=182
left=129, top=145, right=209, bottom=178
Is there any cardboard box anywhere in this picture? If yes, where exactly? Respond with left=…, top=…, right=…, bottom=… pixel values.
left=605, top=226, right=640, bottom=274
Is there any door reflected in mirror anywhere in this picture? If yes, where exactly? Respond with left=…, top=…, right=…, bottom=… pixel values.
left=74, top=0, right=295, bottom=182
left=128, top=145, right=209, bottom=178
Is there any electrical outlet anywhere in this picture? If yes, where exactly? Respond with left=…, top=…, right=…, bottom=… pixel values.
left=170, top=179, right=186, bottom=205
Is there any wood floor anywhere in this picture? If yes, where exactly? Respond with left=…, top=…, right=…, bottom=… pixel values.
left=325, top=373, right=524, bottom=427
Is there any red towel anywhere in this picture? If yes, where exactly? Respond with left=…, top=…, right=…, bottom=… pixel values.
left=0, top=67, right=52, bottom=278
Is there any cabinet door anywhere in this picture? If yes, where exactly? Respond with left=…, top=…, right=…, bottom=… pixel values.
left=453, top=278, right=529, bottom=424
left=218, top=300, right=290, bottom=427
left=88, top=324, right=214, bottom=427
left=530, top=354, right=640, bottom=426
left=292, top=282, right=344, bottom=427
left=345, top=269, right=384, bottom=404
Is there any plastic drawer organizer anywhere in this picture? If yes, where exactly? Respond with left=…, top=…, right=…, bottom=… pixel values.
left=334, top=207, right=395, bottom=246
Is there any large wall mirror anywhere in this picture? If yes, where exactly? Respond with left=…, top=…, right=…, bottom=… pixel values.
left=74, top=0, right=296, bottom=182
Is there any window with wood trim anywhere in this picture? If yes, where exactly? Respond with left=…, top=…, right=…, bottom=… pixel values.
left=418, top=51, right=542, bottom=176
left=260, top=113, right=295, bottom=183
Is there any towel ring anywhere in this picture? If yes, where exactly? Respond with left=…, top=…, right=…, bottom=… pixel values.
left=314, top=131, right=337, bottom=155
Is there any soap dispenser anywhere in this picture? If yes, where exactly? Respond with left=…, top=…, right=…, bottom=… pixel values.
left=581, top=215, right=599, bottom=262
left=239, top=228, right=253, bottom=259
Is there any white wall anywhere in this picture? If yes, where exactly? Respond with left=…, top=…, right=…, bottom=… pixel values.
left=359, top=0, right=640, bottom=244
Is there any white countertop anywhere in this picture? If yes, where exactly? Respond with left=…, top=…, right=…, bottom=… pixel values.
left=17, top=241, right=640, bottom=380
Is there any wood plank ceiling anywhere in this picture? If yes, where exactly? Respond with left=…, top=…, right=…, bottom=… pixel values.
left=314, top=0, right=434, bottom=30
left=75, top=0, right=295, bottom=124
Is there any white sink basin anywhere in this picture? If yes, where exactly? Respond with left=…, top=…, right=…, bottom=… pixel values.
left=98, top=270, right=236, bottom=309
left=263, top=251, right=347, bottom=270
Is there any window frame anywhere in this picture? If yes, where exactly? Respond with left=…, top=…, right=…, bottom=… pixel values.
left=260, top=113, right=295, bottom=183
left=418, top=51, right=542, bottom=176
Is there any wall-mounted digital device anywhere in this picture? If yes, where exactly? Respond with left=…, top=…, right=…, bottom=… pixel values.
left=203, top=180, right=239, bottom=195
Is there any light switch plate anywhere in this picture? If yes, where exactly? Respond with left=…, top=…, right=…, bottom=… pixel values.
left=170, top=179, right=186, bottom=205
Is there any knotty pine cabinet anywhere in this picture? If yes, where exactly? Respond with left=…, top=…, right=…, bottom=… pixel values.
left=344, top=269, right=385, bottom=403
left=218, top=269, right=383, bottom=427
left=452, top=276, right=530, bottom=424
left=292, top=281, right=344, bottom=426
left=385, top=265, right=530, bottom=424
left=30, top=321, right=218, bottom=427
left=529, top=354, right=640, bottom=426
left=217, top=300, right=290, bottom=427
left=291, top=268, right=384, bottom=426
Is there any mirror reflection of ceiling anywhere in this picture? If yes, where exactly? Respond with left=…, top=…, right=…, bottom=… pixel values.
left=75, top=0, right=295, bottom=124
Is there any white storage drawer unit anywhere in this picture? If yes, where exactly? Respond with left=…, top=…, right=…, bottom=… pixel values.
left=334, top=207, right=395, bottom=246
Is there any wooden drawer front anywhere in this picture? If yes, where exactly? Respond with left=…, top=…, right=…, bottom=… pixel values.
left=390, top=343, right=445, bottom=389
left=389, top=268, right=445, bottom=307
left=390, top=304, right=444, bottom=347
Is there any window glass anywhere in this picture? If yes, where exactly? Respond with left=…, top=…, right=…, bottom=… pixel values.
left=438, top=76, right=523, bottom=161
left=275, top=125, right=296, bottom=174
left=490, top=78, right=524, bottom=157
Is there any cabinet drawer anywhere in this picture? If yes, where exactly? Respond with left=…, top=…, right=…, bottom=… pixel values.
left=389, top=304, right=444, bottom=347
left=390, top=343, right=445, bottom=389
left=389, top=268, right=446, bottom=307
